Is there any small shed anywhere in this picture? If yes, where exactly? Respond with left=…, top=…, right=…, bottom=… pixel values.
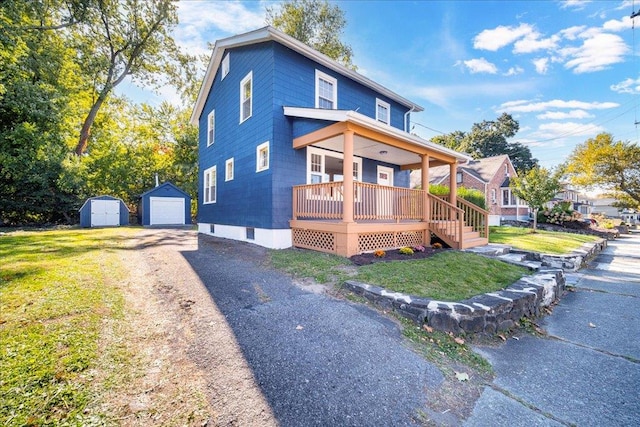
left=79, top=195, right=130, bottom=227
left=138, top=182, right=191, bottom=226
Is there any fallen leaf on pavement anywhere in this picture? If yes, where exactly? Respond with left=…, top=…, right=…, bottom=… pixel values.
left=423, top=325, right=433, bottom=333
left=296, top=325, right=304, bottom=330
left=454, top=337, right=465, bottom=345
left=497, top=334, right=507, bottom=341
left=588, top=322, right=596, bottom=328
left=454, top=371, right=469, bottom=382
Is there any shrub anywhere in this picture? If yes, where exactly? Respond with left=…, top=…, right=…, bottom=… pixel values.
left=432, top=242, right=443, bottom=249
left=399, top=247, right=414, bottom=255
left=429, top=185, right=486, bottom=209
left=539, top=201, right=582, bottom=226
left=374, top=249, right=386, bottom=257
left=413, top=245, right=425, bottom=252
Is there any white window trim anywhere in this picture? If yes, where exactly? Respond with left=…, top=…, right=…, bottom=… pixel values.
left=315, top=69, right=337, bottom=110
left=221, top=54, right=230, bottom=80
left=501, top=188, right=519, bottom=207
left=256, top=141, right=269, bottom=172
left=225, top=158, right=234, bottom=181
left=204, top=165, right=217, bottom=204
left=376, top=98, right=390, bottom=125
left=207, top=110, right=215, bottom=146
left=240, top=71, right=253, bottom=123
left=306, top=147, right=362, bottom=184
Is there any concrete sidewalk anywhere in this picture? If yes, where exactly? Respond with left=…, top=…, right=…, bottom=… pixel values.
left=465, top=233, right=640, bottom=426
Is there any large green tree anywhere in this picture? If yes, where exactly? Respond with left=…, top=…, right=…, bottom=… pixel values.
left=565, top=133, right=640, bottom=209
left=432, top=113, right=538, bottom=173
left=510, top=166, right=561, bottom=232
left=266, top=0, right=355, bottom=69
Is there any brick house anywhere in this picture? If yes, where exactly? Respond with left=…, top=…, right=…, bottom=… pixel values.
left=411, top=154, right=529, bottom=225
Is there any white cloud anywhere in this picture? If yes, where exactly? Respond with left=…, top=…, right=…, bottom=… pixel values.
left=413, top=81, right=535, bottom=109
left=504, top=66, right=524, bottom=76
left=536, top=110, right=593, bottom=120
left=603, top=16, right=632, bottom=32
left=498, top=99, right=619, bottom=113
left=514, top=33, right=560, bottom=53
left=561, top=32, right=628, bottom=73
left=610, top=77, right=640, bottom=94
left=463, top=58, right=498, bottom=74
left=175, top=1, right=265, bottom=56
left=537, top=121, right=605, bottom=137
left=560, top=26, right=587, bottom=40
left=533, top=57, right=550, bottom=74
left=560, top=0, right=592, bottom=10
left=473, top=23, right=533, bottom=51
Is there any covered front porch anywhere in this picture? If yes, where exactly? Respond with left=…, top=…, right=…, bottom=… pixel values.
left=285, top=107, right=489, bottom=257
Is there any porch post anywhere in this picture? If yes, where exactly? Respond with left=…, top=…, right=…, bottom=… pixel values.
left=343, top=129, right=355, bottom=223
left=449, top=162, right=458, bottom=204
left=421, top=154, right=430, bottom=222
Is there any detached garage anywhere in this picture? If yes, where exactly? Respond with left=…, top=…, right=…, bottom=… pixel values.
left=79, top=196, right=129, bottom=227
left=138, top=182, right=191, bottom=226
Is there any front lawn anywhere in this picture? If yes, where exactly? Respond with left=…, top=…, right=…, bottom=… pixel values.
left=269, top=249, right=528, bottom=301
left=489, top=226, right=601, bottom=254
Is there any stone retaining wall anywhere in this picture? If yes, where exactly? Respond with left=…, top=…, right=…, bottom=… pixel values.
left=344, top=269, right=565, bottom=335
left=512, top=239, right=607, bottom=271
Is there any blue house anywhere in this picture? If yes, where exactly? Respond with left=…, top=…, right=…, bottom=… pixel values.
left=138, top=182, right=191, bottom=226
left=190, top=26, right=488, bottom=257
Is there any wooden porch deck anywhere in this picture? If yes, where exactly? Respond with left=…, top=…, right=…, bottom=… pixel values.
left=290, top=182, right=489, bottom=257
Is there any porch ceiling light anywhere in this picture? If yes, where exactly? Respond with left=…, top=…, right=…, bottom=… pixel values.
left=379, top=150, right=388, bottom=155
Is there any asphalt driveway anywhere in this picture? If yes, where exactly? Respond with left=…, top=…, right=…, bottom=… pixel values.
left=181, top=235, right=447, bottom=426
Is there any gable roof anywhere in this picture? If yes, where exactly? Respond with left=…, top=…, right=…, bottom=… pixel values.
left=190, top=26, right=424, bottom=126
left=428, top=154, right=514, bottom=184
left=139, top=182, right=191, bottom=199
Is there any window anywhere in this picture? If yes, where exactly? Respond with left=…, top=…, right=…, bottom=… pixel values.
left=376, top=99, right=390, bottom=125
left=240, top=71, right=252, bottom=122
left=491, top=189, right=497, bottom=204
left=221, top=54, right=230, bottom=79
left=256, top=141, right=269, bottom=172
left=204, top=166, right=217, bottom=204
left=306, top=147, right=362, bottom=184
left=225, top=158, right=234, bottom=181
left=207, top=110, right=215, bottom=146
left=315, top=70, right=337, bottom=109
left=456, top=171, right=463, bottom=184
left=502, top=189, right=517, bottom=206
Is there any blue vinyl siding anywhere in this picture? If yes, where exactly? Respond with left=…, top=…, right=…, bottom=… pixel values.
left=138, top=182, right=191, bottom=226
left=197, top=41, right=412, bottom=230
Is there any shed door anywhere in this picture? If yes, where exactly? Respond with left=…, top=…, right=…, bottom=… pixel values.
left=150, top=197, right=185, bottom=225
left=91, top=200, right=120, bottom=227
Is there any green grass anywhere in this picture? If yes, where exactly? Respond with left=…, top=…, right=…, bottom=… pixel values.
left=0, top=227, right=136, bottom=426
left=489, top=226, right=600, bottom=254
left=269, top=248, right=528, bottom=301
left=355, top=251, right=527, bottom=301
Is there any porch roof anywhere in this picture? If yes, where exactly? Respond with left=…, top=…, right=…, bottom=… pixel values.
left=284, top=107, right=472, bottom=168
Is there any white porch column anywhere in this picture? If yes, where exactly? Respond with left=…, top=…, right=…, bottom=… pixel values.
left=421, top=154, right=430, bottom=221
left=449, top=162, right=458, bottom=204
left=343, top=129, right=355, bottom=223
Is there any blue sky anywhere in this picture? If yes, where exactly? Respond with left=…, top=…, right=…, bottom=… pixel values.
left=121, top=0, right=639, bottom=168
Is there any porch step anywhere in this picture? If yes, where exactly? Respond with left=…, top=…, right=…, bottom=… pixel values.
left=460, top=237, right=488, bottom=249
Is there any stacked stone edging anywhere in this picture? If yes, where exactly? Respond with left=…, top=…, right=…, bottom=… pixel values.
left=510, top=238, right=607, bottom=271
left=344, top=269, right=564, bottom=335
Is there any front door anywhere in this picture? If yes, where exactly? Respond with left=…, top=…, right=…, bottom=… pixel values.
left=376, top=166, right=394, bottom=218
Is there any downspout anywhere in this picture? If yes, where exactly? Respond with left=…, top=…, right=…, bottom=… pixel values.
left=404, top=106, right=416, bottom=132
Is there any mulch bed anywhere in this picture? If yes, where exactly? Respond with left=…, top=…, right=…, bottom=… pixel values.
left=349, top=247, right=449, bottom=266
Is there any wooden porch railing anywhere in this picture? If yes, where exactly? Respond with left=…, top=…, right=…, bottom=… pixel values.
left=427, top=194, right=464, bottom=245
left=292, top=182, right=424, bottom=221
left=456, top=197, right=490, bottom=239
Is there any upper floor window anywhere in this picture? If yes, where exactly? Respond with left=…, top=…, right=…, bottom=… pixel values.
left=221, top=54, right=230, bottom=80
left=256, top=141, right=269, bottom=172
left=225, top=158, right=234, bottom=181
left=207, top=110, right=215, bottom=146
left=456, top=171, right=463, bottom=184
left=376, top=99, right=390, bottom=125
left=315, top=70, right=337, bottom=109
left=240, top=71, right=252, bottom=123
left=204, top=165, right=217, bottom=204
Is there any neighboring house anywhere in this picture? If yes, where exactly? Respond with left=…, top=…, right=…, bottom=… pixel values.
left=190, top=26, right=488, bottom=257
left=411, top=155, right=529, bottom=225
left=591, top=197, right=620, bottom=218
left=551, top=184, right=593, bottom=216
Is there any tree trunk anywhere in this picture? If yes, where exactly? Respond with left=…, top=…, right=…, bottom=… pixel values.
left=532, top=207, right=538, bottom=233
left=75, top=91, right=108, bottom=155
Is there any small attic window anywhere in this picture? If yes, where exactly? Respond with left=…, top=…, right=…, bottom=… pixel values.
left=221, top=54, right=230, bottom=80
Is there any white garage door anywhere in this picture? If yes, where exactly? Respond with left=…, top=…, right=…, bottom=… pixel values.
left=91, top=199, right=120, bottom=227
left=150, top=197, right=185, bottom=225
